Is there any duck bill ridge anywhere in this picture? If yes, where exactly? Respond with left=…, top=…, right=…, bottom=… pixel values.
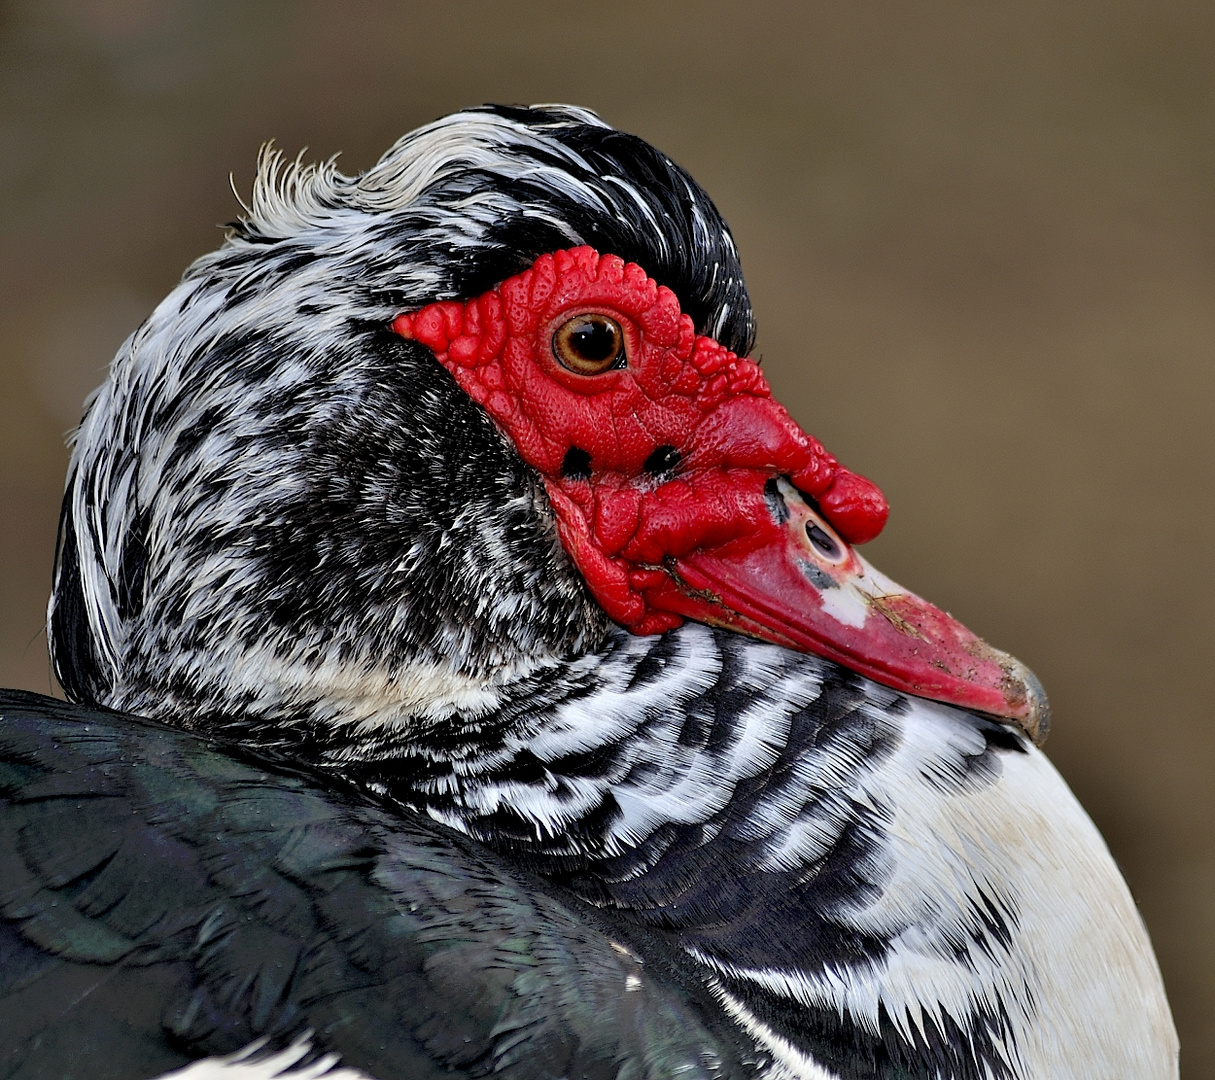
left=645, top=478, right=1050, bottom=744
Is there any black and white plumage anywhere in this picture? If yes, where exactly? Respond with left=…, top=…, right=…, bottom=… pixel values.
left=2, top=105, right=1177, bottom=1079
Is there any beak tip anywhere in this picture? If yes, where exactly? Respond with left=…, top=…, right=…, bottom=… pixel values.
left=1005, top=657, right=1051, bottom=746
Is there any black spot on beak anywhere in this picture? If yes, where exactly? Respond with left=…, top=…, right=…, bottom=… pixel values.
left=643, top=445, right=681, bottom=478
left=562, top=446, right=592, bottom=480
left=763, top=477, right=790, bottom=524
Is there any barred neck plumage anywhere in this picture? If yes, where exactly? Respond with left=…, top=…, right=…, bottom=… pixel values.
left=341, top=621, right=1026, bottom=883
left=345, top=623, right=868, bottom=859
left=330, top=622, right=1069, bottom=1080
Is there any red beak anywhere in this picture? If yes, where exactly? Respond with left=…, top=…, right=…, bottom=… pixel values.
left=636, top=477, right=1050, bottom=743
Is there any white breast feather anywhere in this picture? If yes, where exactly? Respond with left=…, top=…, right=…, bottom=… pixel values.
left=700, top=694, right=1179, bottom=1079
left=153, top=1037, right=377, bottom=1080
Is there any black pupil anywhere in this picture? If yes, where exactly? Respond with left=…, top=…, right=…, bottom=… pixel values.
left=570, top=318, right=618, bottom=363
left=806, top=523, right=840, bottom=559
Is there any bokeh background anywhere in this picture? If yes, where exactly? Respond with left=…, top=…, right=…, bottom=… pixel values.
left=1, top=0, right=1212, bottom=1071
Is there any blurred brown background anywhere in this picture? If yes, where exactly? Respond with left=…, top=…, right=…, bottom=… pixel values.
left=1, top=0, right=1211, bottom=1071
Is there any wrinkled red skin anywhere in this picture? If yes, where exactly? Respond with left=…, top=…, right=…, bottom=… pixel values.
left=393, top=246, right=888, bottom=635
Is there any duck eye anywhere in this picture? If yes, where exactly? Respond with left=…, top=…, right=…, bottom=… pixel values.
left=553, top=313, right=625, bottom=375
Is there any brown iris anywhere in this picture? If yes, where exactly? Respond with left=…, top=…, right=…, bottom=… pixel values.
left=552, top=313, right=625, bottom=374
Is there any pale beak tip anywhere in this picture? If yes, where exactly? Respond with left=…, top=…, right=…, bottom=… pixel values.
left=1004, top=656, right=1051, bottom=746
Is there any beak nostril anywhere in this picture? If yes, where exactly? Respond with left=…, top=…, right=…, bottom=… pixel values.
left=805, top=522, right=841, bottom=560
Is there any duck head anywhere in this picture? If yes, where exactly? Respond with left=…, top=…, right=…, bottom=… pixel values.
left=395, top=246, right=1047, bottom=739
left=49, top=105, right=1047, bottom=745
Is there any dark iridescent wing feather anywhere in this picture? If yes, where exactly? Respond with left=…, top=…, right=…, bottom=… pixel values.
left=0, top=690, right=757, bottom=1080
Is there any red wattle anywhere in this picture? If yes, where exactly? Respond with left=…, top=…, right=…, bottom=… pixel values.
left=818, top=469, right=889, bottom=545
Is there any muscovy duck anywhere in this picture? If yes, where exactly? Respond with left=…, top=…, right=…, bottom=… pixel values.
left=1, top=105, right=1176, bottom=1080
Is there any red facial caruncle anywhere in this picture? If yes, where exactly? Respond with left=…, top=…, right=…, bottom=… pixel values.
left=393, top=246, right=1049, bottom=742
